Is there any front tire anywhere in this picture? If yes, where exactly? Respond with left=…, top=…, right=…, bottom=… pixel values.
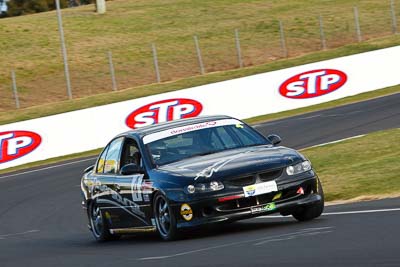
left=292, top=180, right=324, bottom=222
left=89, top=201, right=119, bottom=241
left=153, top=193, right=179, bottom=241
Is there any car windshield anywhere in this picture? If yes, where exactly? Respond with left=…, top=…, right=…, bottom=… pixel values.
left=144, top=119, right=269, bottom=166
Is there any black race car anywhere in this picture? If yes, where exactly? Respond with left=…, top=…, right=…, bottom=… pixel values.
left=81, top=115, right=324, bottom=241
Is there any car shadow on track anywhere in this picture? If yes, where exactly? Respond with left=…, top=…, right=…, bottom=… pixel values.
left=85, top=216, right=321, bottom=245
left=179, top=219, right=300, bottom=240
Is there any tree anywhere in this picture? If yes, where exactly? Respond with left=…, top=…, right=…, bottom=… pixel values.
left=6, top=0, right=25, bottom=16
left=2, top=0, right=83, bottom=18
left=24, top=0, right=49, bottom=13
left=79, top=0, right=95, bottom=4
left=45, top=0, right=67, bottom=10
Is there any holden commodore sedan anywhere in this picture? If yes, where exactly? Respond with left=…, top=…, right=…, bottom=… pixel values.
left=80, top=115, right=324, bottom=241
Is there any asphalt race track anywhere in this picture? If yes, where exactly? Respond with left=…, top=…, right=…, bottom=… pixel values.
left=253, top=92, right=400, bottom=149
left=0, top=93, right=399, bottom=267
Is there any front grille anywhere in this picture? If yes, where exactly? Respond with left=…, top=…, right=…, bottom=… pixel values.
left=216, top=179, right=315, bottom=213
left=217, top=197, right=258, bottom=211
left=225, top=175, right=255, bottom=187
left=257, top=192, right=276, bottom=204
left=217, top=191, right=281, bottom=212
left=237, top=197, right=257, bottom=207
left=258, top=169, right=283, bottom=181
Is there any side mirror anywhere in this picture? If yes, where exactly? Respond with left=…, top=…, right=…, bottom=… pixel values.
left=267, top=134, right=282, bottom=146
left=120, top=163, right=143, bottom=175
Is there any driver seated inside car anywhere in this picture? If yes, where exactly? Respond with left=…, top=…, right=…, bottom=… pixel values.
left=121, top=142, right=142, bottom=168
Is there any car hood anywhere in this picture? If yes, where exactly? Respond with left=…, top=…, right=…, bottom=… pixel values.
left=156, top=145, right=304, bottom=181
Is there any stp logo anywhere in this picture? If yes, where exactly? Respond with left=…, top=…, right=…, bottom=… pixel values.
left=0, top=131, right=42, bottom=164
left=126, top=98, right=203, bottom=129
left=280, top=69, right=347, bottom=99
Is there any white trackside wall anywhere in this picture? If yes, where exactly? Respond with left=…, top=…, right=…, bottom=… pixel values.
left=1, top=46, right=400, bottom=170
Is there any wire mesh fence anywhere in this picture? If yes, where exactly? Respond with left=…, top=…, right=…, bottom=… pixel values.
left=0, top=1, right=399, bottom=112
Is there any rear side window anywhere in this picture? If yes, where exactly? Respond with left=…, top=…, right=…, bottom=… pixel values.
left=103, top=137, right=124, bottom=174
left=96, top=146, right=109, bottom=173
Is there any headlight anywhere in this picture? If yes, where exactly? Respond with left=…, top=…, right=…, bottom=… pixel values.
left=187, top=185, right=196, bottom=194
left=185, top=181, right=224, bottom=194
left=286, top=161, right=312, bottom=175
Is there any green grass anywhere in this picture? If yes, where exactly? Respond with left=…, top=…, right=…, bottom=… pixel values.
left=0, top=0, right=399, bottom=112
left=302, top=128, right=400, bottom=202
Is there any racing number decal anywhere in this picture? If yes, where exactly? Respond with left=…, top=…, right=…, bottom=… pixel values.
left=131, top=175, right=144, bottom=202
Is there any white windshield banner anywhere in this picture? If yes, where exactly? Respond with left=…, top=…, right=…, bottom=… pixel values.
left=142, top=119, right=242, bottom=144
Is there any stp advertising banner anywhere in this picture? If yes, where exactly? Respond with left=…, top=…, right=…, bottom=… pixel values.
left=1, top=46, right=400, bottom=170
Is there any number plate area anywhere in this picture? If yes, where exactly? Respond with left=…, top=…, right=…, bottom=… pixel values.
left=243, top=181, right=278, bottom=198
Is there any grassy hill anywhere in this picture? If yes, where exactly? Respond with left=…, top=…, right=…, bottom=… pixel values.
left=304, top=128, right=400, bottom=202
left=0, top=0, right=399, bottom=114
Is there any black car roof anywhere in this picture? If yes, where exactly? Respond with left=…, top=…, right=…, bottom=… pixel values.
left=121, top=115, right=235, bottom=139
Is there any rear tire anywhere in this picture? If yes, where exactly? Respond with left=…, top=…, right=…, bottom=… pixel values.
left=89, top=201, right=120, bottom=241
left=153, top=193, right=179, bottom=241
left=292, top=180, right=324, bottom=222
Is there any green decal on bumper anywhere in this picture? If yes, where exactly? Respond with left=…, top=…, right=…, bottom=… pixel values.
left=251, top=202, right=276, bottom=214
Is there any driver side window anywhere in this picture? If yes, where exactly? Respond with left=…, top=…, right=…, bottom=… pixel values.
left=120, top=138, right=142, bottom=169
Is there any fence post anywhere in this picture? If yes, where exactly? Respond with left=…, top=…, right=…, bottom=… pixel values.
left=151, top=43, right=161, bottom=83
left=108, top=51, right=117, bottom=91
left=391, top=0, right=398, bottom=34
left=234, top=29, right=244, bottom=68
left=279, top=20, right=288, bottom=58
left=319, top=15, right=327, bottom=50
left=55, top=0, right=73, bottom=100
left=193, top=35, right=205, bottom=75
left=353, top=6, right=362, bottom=42
left=96, top=0, right=106, bottom=14
left=11, top=70, right=20, bottom=109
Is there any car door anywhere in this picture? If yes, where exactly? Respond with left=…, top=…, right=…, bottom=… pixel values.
left=89, top=137, right=125, bottom=228
left=109, top=137, right=153, bottom=229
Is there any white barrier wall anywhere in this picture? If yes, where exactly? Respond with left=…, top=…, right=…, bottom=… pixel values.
left=1, top=46, right=400, bottom=170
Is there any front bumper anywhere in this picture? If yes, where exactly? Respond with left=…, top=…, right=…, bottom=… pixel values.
left=173, top=176, right=322, bottom=229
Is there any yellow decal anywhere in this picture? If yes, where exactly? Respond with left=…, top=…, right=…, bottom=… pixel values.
left=84, top=180, right=94, bottom=186
left=243, top=185, right=256, bottom=197
left=272, top=192, right=282, bottom=201
left=236, top=124, right=244, bottom=129
left=180, top=204, right=193, bottom=221
left=96, top=158, right=105, bottom=173
left=105, top=212, right=111, bottom=219
left=245, top=185, right=256, bottom=191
